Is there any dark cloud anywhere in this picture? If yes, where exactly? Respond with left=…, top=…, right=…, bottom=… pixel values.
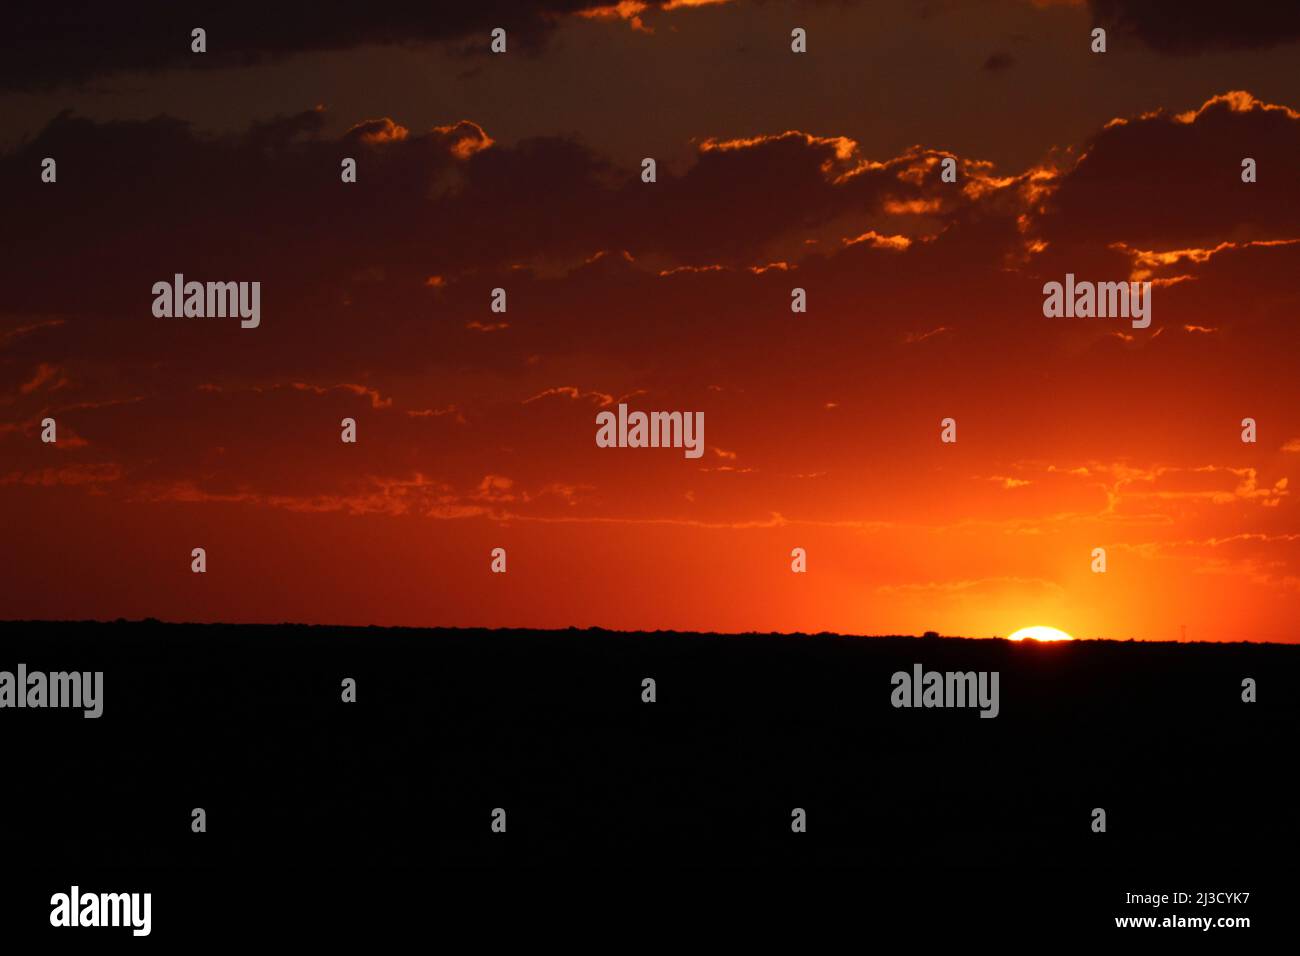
left=7, top=90, right=1291, bottom=335
left=0, top=1, right=601, bottom=91
left=982, top=52, right=1015, bottom=73
left=1032, top=93, right=1300, bottom=253
left=3, top=91, right=1295, bottom=486
left=0, top=111, right=982, bottom=328
left=0, top=102, right=1035, bottom=495
left=1089, top=0, right=1300, bottom=54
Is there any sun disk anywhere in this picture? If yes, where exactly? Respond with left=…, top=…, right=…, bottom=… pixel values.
left=1007, top=625, right=1074, bottom=642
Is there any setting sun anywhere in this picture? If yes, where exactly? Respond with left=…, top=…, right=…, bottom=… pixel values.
left=1007, top=626, right=1075, bottom=642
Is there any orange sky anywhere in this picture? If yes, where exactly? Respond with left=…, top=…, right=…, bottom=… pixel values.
left=1, top=1, right=1298, bottom=640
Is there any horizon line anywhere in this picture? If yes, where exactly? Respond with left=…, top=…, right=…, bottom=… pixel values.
left=2, top=618, right=1293, bottom=646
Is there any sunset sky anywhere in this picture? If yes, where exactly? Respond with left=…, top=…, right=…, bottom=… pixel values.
left=2, top=0, right=1298, bottom=641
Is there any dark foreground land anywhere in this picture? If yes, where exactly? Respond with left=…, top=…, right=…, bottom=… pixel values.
left=1, top=621, right=1296, bottom=941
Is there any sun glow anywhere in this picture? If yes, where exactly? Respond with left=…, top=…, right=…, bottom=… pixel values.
left=1007, top=625, right=1075, bottom=642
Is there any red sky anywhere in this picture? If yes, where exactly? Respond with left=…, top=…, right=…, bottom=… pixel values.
left=2, top=1, right=1298, bottom=640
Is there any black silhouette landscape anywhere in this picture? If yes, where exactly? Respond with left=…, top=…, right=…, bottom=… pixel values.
left=2, top=621, right=1294, bottom=938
